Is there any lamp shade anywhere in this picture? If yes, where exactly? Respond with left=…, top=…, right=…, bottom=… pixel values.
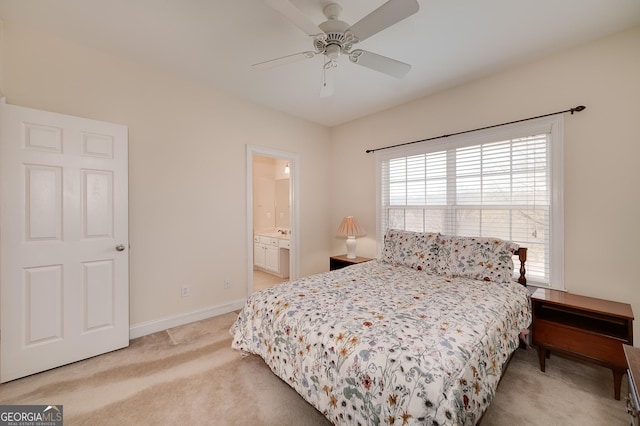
left=336, top=216, right=366, bottom=237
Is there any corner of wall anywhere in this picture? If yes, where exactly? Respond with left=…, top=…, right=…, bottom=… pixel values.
left=0, top=20, right=5, bottom=101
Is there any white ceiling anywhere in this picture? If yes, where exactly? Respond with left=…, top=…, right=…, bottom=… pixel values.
left=1, top=0, right=639, bottom=126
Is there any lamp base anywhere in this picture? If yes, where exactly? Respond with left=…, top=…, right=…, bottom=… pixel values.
left=345, top=236, right=357, bottom=259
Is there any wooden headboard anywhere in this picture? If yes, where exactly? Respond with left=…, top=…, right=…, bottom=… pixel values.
left=516, top=247, right=527, bottom=286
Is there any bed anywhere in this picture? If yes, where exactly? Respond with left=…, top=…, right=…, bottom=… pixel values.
left=231, top=230, right=532, bottom=425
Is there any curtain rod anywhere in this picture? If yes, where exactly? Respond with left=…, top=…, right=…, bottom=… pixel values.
left=365, top=105, right=586, bottom=154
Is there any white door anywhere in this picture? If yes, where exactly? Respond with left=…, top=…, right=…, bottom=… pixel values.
left=0, top=103, right=129, bottom=383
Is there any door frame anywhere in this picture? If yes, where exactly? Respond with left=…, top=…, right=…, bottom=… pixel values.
left=246, top=145, right=299, bottom=295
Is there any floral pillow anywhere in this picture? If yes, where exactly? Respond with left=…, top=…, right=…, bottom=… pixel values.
left=380, top=229, right=440, bottom=273
left=436, top=235, right=519, bottom=283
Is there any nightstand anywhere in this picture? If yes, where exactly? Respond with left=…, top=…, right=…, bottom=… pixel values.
left=329, top=254, right=372, bottom=271
left=531, top=288, right=634, bottom=400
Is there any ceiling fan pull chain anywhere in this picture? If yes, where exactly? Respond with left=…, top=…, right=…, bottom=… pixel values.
left=322, top=61, right=327, bottom=88
left=320, top=57, right=336, bottom=97
left=322, top=58, right=331, bottom=88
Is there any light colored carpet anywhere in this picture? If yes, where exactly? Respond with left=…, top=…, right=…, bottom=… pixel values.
left=253, top=270, right=287, bottom=293
left=0, top=312, right=630, bottom=425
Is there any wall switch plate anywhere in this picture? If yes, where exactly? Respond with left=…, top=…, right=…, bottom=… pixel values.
left=224, top=280, right=231, bottom=289
left=181, top=286, right=190, bottom=297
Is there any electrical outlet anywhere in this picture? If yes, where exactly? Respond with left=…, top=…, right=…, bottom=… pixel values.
left=181, top=286, right=190, bottom=297
left=224, top=279, right=231, bottom=289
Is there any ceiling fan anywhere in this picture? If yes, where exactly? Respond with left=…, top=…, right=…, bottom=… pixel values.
left=254, top=0, right=420, bottom=96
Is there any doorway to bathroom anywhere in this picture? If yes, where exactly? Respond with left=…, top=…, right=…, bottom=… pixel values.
left=246, top=146, right=299, bottom=296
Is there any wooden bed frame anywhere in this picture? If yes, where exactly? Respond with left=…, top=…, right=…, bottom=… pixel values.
left=516, top=247, right=527, bottom=286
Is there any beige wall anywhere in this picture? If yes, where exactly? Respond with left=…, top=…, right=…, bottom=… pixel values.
left=2, top=19, right=639, bottom=344
left=0, top=22, right=333, bottom=331
left=331, top=26, right=640, bottom=344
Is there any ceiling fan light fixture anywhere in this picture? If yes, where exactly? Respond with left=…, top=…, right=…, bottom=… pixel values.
left=325, top=44, right=341, bottom=60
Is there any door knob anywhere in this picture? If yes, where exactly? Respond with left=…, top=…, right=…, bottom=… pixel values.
left=116, top=244, right=126, bottom=252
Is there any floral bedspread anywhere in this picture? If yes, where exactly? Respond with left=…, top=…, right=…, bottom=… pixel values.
left=230, top=260, right=531, bottom=425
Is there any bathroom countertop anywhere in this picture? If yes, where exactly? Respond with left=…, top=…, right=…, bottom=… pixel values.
left=255, top=230, right=290, bottom=240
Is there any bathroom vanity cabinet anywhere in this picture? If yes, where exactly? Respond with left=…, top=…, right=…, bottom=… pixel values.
left=254, top=235, right=290, bottom=278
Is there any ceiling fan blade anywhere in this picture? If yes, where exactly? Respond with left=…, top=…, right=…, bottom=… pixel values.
left=265, top=0, right=324, bottom=36
left=348, top=0, right=419, bottom=43
left=349, top=49, right=411, bottom=78
left=252, top=51, right=317, bottom=70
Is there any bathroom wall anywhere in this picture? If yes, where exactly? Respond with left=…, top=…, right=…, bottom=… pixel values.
left=275, top=178, right=290, bottom=229
left=253, top=156, right=276, bottom=232
left=253, top=155, right=290, bottom=232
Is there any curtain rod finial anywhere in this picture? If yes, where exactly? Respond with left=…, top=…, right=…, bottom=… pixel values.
left=571, top=105, right=586, bottom=114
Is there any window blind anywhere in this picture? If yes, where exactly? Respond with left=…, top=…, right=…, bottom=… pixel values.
left=377, top=116, right=564, bottom=287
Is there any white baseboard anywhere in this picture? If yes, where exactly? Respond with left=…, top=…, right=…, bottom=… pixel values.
left=129, top=299, right=247, bottom=339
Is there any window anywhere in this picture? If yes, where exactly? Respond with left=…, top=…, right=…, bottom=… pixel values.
left=376, top=116, right=564, bottom=288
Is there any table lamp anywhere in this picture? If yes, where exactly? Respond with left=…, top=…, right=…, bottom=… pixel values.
left=337, top=216, right=366, bottom=259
